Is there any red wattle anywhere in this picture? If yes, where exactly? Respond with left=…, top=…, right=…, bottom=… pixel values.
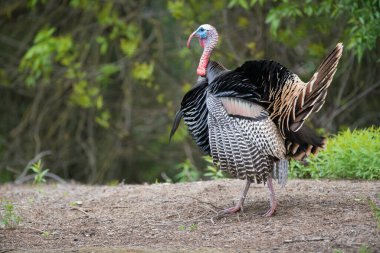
left=199, top=38, right=206, bottom=48
left=197, top=52, right=209, bottom=77
left=197, top=66, right=206, bottom=77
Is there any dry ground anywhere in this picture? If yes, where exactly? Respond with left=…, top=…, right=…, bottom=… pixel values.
left=0, top=179, right=379, bottom=252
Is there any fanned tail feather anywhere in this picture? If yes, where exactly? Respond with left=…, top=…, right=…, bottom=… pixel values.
left=283, top=43, right=343, bottom=160
left=290, top=43, right=343, bottom=132
left=286, top=124, right=326, bottom=160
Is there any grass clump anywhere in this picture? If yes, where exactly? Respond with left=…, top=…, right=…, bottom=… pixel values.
left=359, top=245, right=374, bottom=253
left=290, top=127, right=380, bottom=180
left=368, top=195, right=380, bottom=229
left=0, top=200, right=22, bottom=229
left=178, top=223, right=198, bottom=232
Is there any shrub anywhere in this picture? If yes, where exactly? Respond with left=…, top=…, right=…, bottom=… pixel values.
left=290, top=127, right=380, bottom=180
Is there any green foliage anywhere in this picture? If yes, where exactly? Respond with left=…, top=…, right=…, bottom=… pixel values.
left=178, top=223, right=198, bottom=232
left=228, top=0, right=265, bottom=9
left=189, top=223, right=198, bottom=231
left=174, top=159, right=200, bottom=182
left=0, top=201, right=22, bottom=229
left=173, top=156, right=226, bottom=183
left=95, top=110, right=111, bottom=128
left=290, top=127, right=380, bottom=180
left=29, top=160, right=49, bottom=184
left=19, top=27, right=76, bottom=86
left=41, top=231, right=50, bottom=237
left=132, top=62, right=155, bottom=83
left=202, top=156, right=226, bottom=180
left=359, top=245, right=374, bottom=253
left=368, top=195, right=380, bottom=230
left=265, top=0, right=380, bottom=61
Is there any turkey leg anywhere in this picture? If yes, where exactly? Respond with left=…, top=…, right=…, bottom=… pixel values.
left=263, top=175, right=277, bottom=217
left=224, top=180, right=251, bottom=214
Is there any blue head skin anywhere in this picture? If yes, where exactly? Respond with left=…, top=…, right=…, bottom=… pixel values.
left=187, top=24, right=216, bottom=48
left=197, top=27, right=207, bottom=39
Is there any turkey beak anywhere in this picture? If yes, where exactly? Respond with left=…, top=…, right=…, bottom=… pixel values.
left=187, top=31, right=197, bottom=48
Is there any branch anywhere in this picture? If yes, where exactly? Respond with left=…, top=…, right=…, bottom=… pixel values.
left=330, top=80, right=380, bottom=119
left=15, top=150, right=52, bottom=181
left=14, top=172, right=66, bottom=185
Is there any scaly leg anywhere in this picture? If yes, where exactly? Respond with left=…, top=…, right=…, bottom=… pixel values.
left=263, top=175, right=277, bottom=217
left=224, top=180, right=251, bottom=214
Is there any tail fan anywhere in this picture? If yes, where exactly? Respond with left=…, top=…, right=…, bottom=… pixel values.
left=290, top=43, right=343, bottom=132
left=286, top=124, right=326, bottom=160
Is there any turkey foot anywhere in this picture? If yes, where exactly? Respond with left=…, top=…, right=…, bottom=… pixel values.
left=223, top=203, right=243, bottom=214
left=223, top=180, right=251, bottom=214
left=263, top=201, right=277, bottom=217
left=262, top=175, right=277, bottom=217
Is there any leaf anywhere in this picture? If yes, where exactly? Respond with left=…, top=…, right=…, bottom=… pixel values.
left=96, top=36, right=108, bottom=55
left=168, top=1, right=185, bottom=19
left=100, top=64, right=119, bottom=76
left=96, top=96, right=103, bottom=109
left=132, top=62, right=154, bottom=81
left=95, top=111, right=111, bottom=128
left=34, top=27, right=55, bottom=43
left=228, top=0, right=238, bottom=8
left=120, top=38, right=139, bottom=57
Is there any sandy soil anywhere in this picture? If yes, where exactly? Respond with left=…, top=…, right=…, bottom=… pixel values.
left=0, top=179, right=379, bottom=252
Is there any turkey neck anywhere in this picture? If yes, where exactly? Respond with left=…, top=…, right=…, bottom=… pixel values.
left=198, top=29, right=219, bottom=76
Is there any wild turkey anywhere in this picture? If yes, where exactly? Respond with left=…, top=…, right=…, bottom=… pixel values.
left=171, top=24, right=343, bottom=216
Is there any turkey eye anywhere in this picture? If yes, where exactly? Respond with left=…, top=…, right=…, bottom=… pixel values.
left=199, top=27, right=205, bottom=32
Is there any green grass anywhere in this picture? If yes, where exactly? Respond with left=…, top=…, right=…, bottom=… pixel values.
left=333, top=245, right=374, bottom=253
left=359, top=245, right=374, bottom=253
left=368, top=195, right=380, bottom=230
left=0, top=200, right=22, bottom=229
left=290, top=127, right=380, bottom=180
left=178, top=223, right=198, bottom=232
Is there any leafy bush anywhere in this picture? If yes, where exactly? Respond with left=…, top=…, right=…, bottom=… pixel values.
left=174, top=159, right=200, bottom=183
left=173, top=156, right=227, bottom=183
left=290, top=127, right=380, bottom=180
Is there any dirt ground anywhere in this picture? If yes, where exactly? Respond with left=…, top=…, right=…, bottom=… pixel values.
left=0, top=179, right=379, bottom=252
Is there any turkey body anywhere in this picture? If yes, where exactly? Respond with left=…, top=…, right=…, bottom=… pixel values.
left=171, top=28, right=343, bottom=215
left=207, top=92, right=287, bottom=185
left=172, top=58, right=328, bottom=185
left=171, top=60, right=294, bottom=215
